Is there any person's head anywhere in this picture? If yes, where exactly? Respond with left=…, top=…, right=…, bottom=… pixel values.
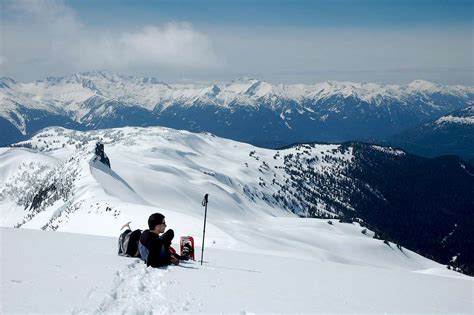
left=148, top=213, right=166, bottom=234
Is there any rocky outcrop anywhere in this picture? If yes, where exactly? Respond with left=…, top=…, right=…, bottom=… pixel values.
left=94, top=142, right=111, bottom=168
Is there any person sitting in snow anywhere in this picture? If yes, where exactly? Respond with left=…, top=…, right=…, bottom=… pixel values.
left=139, top=213, right=183, bottom=267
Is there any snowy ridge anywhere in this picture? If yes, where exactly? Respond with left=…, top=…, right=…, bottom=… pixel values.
left=2, top=126, right=343, bottom=231
left=434, top=105, right=474, bottom=126
left=435, top=115, right=474, bottom=125
left=370, top=145, right=406, bottom=156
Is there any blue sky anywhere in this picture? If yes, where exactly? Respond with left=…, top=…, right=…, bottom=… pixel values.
left=1, top=0, right=473, bottom=84
left=67, top=0, right=473, bottom=28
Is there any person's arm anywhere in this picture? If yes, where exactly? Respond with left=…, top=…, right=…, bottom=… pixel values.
left=147, top=233, right=174, bottom=267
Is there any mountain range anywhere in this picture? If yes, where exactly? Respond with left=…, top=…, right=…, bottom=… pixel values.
left=2, top=126, right=473, bottom=275
left=1, top=71, right=473, bottom=151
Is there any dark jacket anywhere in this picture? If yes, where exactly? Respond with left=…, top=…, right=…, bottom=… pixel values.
left=139, top=229, right=174, bottom=267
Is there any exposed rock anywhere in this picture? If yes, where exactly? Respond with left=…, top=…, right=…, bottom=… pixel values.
left=94, top=142, right=111, bottom=168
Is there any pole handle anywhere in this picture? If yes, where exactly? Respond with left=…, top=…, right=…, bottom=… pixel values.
left=202, top=193, right=209, bottom=206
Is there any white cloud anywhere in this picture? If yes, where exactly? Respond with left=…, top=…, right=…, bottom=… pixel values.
left=2, top=0, right=223, bottom=81
left=118, top=24, right=221, bottom=68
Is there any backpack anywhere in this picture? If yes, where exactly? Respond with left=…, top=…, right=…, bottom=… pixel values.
left=118, top=228, right=142, bottom=258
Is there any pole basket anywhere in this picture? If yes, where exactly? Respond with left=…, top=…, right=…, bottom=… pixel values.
left=180, top=236, right=195, bottom=261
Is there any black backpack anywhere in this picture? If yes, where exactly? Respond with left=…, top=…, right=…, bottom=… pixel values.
left=118, top=228, right=142, bottom=257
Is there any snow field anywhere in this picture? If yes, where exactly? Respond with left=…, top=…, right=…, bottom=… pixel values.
left=1, top=228, right=472, bottom=314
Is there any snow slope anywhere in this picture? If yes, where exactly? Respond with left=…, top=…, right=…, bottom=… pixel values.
left=1, top=126, right=472, bottom=313
left=1, top=228, right=471, bottom=314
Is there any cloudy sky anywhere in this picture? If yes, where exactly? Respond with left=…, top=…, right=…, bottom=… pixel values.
left=1, top=0, right=473, bottom=84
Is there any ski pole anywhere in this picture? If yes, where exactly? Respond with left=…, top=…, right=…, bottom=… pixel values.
left=201, top=193, right=209, bottom=266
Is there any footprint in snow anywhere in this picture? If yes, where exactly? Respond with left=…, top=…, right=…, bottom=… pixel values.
left=91, top=259, right=170, bottom=314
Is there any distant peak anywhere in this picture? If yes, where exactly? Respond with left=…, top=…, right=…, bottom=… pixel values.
left=203, top=84, right=221, bottom=97
left=211, top=84, right=221, bottom=95
left=244, top=80, right=273, bottom=97
left=234, top=76, right=260, bottom=83
left=407, top=80, right=441, bottom=90
left=80, top=70, right=115, bottom=78
left=72, top=70, right=129, bottom=82
left=141, top=77, right=164, bottom=85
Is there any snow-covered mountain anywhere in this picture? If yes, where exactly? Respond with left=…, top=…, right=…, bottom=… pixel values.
left=390, top=105, right=474, bottom=160
left=2, top=126, right=473, bottom=276
left=1, top=71, right=473, bottom=147
left=1, top=126, right=473, bottom=312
